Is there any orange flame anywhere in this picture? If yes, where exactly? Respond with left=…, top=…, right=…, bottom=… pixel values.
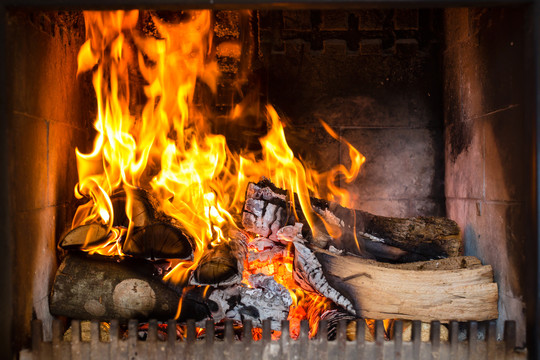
left=73, top=10, right=366, bottom=330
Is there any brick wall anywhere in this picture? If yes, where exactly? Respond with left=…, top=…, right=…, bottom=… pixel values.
left=6, top=11, right=92, bottom=351
left=443, top=7, right=533, bottom=346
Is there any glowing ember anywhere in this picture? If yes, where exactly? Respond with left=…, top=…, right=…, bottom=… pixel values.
left=72, top=10, right=367, bottom=338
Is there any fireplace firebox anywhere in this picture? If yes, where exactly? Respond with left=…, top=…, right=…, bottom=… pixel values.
left=0, top=3, right=538, bottom=360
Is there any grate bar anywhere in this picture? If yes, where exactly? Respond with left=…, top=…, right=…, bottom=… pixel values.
left=20, top=319, right=526, bottom=360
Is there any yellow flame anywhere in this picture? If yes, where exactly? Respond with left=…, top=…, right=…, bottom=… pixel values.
left=73, top=10, right=365, bottom=288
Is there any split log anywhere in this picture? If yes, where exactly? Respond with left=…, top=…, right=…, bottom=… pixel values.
left=314, top=249, right=498, bottom=322
left=59, top=224, right=111, bottom=250
left=49, top=254, right=209, bottom=321
left=242, top=179, right=462, bottom=262
left=122, top=222, right=194, bottom=260
left=60, top=187, right=195, bottom=260
left=110, top=187, right=158, bottom=227
left=189, top=229, right=248, bottom=286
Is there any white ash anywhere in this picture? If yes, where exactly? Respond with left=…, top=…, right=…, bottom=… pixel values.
left=242, top=199, right=286, bottom=241
left=293, top=241, right=356, bottom=315
left=276, top=223, right=304, bottom=244
left=328, top=246, right=344, bottom=255
left=249, top=274, right=292, bottom=307
left=358, top=231, right=385, bottom=243
left=246, top=182, right=287, bottom=202
left=206, top=277, right=290, bottom=330
left=313, top=208, right=345, bottom=228
left=248, top=239, right=286, bottom=264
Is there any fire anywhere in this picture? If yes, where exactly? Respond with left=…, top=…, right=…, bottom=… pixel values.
left=73, top=10, right=365, bottom=338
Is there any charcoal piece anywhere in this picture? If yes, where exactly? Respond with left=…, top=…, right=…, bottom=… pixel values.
left=122, top=223, right=194, bottom=260
left=190, top=229, right=247, bottom=286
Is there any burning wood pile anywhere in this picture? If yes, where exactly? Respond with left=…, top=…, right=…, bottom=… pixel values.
left=49, top=9, right=497, bottom=342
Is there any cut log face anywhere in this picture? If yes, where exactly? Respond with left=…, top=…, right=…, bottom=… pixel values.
left=122, top=223, right=194, bottom=260
left=315, top=249, right=498, bottom=322
left=59, top=224, right=111, bottom=250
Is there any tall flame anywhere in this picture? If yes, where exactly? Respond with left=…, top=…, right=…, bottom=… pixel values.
left=74, top=10, right=365, bottom=331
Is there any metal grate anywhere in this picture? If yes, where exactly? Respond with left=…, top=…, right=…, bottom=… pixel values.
left=21, top=318, right=525, bottom=360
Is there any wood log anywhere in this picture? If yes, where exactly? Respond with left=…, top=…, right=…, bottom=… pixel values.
left=50, top=254, right=289, bottom=329
left=49, top=253, right=209, bottom=321
left=314, top=249, right=498, bottom=322
left=61, top=187, right=195, bottom=260
left=59, top=224, right=111, bottom=250
left=110, top=187, right=158, bottom=228
left=122, top=222, right=194, bottom=260
left=242, top=179, right=462, bottom=262
left=189, top=229, right=248, bottom=286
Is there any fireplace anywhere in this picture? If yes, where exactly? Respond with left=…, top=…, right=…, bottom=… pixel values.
left=0, top=3, right=538, bottom=360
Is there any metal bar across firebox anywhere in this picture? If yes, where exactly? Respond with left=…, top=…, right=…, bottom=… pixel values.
left=21, top=318, right=525, bottom=360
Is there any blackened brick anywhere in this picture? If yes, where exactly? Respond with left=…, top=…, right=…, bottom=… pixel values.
left=394, top=9, right=419, bottom=30
left=320, top=10, right=348, bottom=31
left=360, top=39, right=382, bottom=55
left=283, top=10, right=311, bottom=30
left=358, top=10, right=385, bottom=31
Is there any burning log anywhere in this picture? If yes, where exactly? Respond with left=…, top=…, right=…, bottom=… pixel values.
left=50, top=253, right=181, bottom=320
left=60, top=187, right=195, bottom=260
left=189, top=229, right=248, bottom=286
left=122, top=223, right=193, bottom=260
left=50, top=254, right=290, bottom=329
left=59, top=224, right=111, bottom=250
left=49, top=254, right=210, bottom=322
left=110, top=187, right=158, bottom=228
left=242, top=179, right=462, bottom=262
left=314, top=249, right=498, bottom=322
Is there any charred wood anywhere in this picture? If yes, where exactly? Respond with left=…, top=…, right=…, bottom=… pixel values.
left=49, top=254, right=189, bottom=321
left=122, top=222, right=193, bottom=260
left=205, top=274, right=291, bottom=331
left=189, top=229, right=248, bottom=286
left=242, top=179, right=462, bottom=262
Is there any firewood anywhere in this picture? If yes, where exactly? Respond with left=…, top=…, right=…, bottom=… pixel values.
left=189, top=229, right=248, bottom=286
left=59, top=224, right=111, bottom=250
left=50, top=254, right=290, bottom=328
left=110, top=187, right=158, bottom=227
left=314, top=249, right=498, bottom=322
left=242, top=179, right=462, bottom=262
left=49, top=254, right=190, bottom=321
left=122, top=222, right=194, bottom=260
left=64, top=187, right=195, bottom=259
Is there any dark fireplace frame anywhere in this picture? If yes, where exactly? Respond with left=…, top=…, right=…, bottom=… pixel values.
left=0, top=1, right=538, bottom=359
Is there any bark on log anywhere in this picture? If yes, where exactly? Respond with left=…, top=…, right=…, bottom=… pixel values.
left=50, top=254, right=289, bottom=328
left=314, top=249, right=498, bottom=322
left=61, top=187, right=195, bottom=260
left=49, top=254, right=187, bottom=321
left=242, top=179, right=462, bottom=262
